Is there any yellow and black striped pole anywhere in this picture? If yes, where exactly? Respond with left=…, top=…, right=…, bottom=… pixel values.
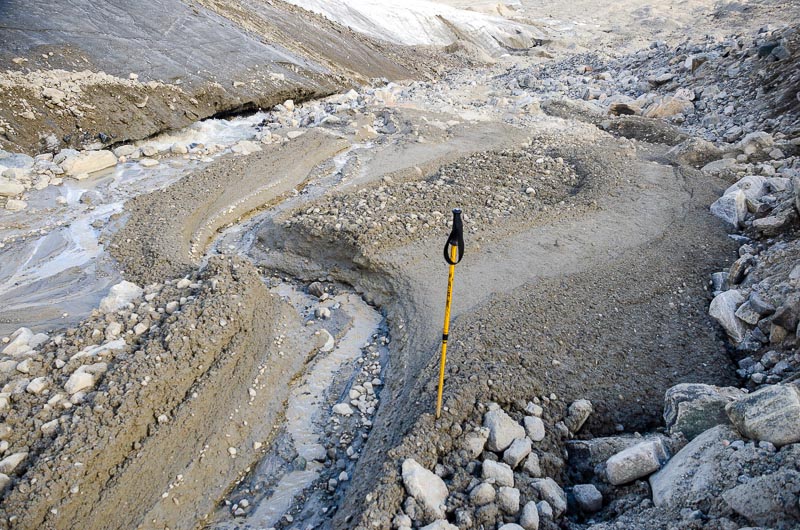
left=436, top=208, right=464, bottom=419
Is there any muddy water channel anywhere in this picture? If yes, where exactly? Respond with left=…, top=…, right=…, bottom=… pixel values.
left=0, top=112, right=272, bottom=335
left=210, top=283, right=388, bottom=530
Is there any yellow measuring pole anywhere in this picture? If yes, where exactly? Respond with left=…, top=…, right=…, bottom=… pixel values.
left=436, top=208, right=464, bottom=419
left=436, top=245, right=458, bottom=418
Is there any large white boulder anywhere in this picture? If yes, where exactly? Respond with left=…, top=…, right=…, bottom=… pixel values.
left=484, top=408, right=525, bottom=451
left=402, top=458, right=448, bottom=520
left=708, top=289, right=746, bottom=344
left=99, top=281, right=144, bottom=313
left=605, top=439, right=667, bottom=485
left=59, top=150, right=117, bottom=178
left=710, top=189, right=747, bottom=231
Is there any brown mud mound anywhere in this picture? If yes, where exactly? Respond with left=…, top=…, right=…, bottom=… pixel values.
left=284, top=146, right=588, bottom=252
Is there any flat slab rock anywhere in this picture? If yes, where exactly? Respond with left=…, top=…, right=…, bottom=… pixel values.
left=650, top=425, right=741, bottom=508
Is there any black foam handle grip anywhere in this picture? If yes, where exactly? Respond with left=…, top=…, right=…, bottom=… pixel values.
left=443, top=208, right=464, bottom=265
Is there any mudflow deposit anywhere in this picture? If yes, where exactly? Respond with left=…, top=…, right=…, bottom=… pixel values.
left=1, top=0, right=800, bottom=529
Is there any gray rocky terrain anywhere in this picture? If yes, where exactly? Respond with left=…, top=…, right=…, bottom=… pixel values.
left=0, top=1, right=799, bottom=530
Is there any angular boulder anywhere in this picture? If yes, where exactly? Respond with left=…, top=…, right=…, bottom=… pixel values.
left=484, top=408, right=525, bottom=452
left=523, top=415, right=545, bottom=442
left=725, top=384, right=800, bottom=446
left=708, top=289, right=746, bottom=343
left=519, top=501, right=539, bottom=530
left=402, top=458, right=448, bottom=520
left=663, top=383, right=743, bottom=440
left=650, top=425, right=741, bottom=508
left=522, top=452, right=541, bottom=477
left=469, top=482, right=495, bottom=506
left=481, top=459, right=514, bottom=487
left=1, top=328, right=34, bottom=356
left=531, top=478, right=566, bottom=517
left=503, top=437, right=531, bottom=469
left=572, top=484, right=603, bottom=513
left=497, top=486, right=520, bottom=514
left=710, top=189, right=747, bottom=231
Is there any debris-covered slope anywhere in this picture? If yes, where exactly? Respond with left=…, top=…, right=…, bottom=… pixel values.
left=0, top=0, right=437, bottom=155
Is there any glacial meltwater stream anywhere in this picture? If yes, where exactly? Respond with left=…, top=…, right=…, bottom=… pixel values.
left=0, top=111, right=276, bottom=335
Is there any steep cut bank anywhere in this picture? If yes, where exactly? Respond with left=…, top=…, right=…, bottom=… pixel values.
left=0, top=256, right=322, bottom=530
left=0, top=0, right=439, bottom=155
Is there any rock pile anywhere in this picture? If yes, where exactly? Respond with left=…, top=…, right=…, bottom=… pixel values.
left=393, top=398, right=596, bottom=530
left=510, top=25, right=799, bottom=145
left=0, top=259, right=245, bottom=503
